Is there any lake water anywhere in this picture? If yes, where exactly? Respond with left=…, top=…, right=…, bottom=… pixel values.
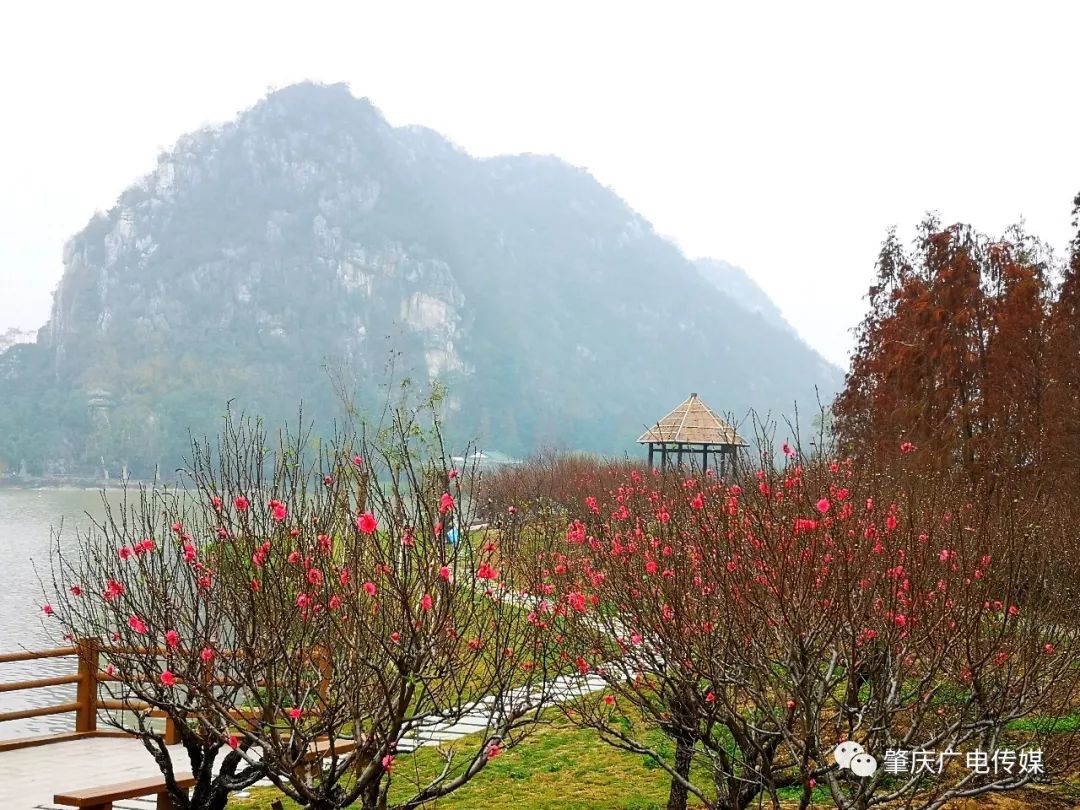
left=0, top=488, right=108, bottom=739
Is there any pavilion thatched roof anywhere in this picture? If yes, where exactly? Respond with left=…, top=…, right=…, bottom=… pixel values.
left=637, top=393, right=748, bottom=447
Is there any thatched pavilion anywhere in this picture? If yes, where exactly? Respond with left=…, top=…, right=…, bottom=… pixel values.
left=638, top=393, right=748, bottom=475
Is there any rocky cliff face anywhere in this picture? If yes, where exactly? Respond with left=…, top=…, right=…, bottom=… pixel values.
left=1, top=82, right=843, bottom=476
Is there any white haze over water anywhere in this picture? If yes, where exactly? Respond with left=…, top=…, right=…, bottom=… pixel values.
left=1, top=0, right=1078, bottom=366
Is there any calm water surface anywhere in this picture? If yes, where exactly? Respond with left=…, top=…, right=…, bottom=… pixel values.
left=0, top=488, right=108, bottom=738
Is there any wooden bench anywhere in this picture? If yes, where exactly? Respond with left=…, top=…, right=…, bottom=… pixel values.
left=54, top=772, right=195, bottom=810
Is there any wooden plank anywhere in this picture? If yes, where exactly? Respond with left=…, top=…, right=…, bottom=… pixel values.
left=0, top=673, right=81, bottom=693
left=54, top=772, right=194, bottom=806
left=0, top=646, right=77, bottom=664
left=303, top=737, right=359, bottom=761
left=0, top=700, right=80, bottom=722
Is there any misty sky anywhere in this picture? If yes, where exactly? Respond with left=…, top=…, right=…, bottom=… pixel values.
left=1, top=1, right=1078, bottom=366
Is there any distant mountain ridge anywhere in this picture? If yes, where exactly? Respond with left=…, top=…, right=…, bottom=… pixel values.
left=0, top=82, right=842, bottom=477
left=695, top=258, right=799, bottom=337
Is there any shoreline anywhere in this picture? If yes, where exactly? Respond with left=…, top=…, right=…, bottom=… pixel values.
left=0, top=478, right=159, bottom=491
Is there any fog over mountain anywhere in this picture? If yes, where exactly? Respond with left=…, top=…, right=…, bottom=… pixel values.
left=0, top=82, right=842, bottom=477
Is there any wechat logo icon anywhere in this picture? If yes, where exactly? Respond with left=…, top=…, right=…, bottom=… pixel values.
left=834, top=742, right=878, bottom=777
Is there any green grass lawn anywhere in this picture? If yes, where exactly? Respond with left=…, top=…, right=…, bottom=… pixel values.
left=232, top=708, right=1080, bottom=810
left=234, top=711, right=689, bottom=810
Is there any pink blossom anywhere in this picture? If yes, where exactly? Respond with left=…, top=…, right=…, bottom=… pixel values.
left=439, top=566, right=452, bottom=581
left=42, top=604, right=54, bottom=616
left=160, top=670, right=176, bottom=687
left=420, top=593, right=433, bottom=611
left=288, top=707, right=303, bottom=720
left=486, top=744, right=502, bottom=760
left=228, top=734, right=239, bottom=750
left=439, top=492, right=455, bottom=514
left=165, top=630, right=180, bottom=648
left=70, top=585, right=82, bottom=597
left=104, top=580, right=125, bottom=600
left=816, top=498, right=831, bottom=514
left=234, top=496, right=250, bottom=512
left=356, top=512, right=377, bottom=535
left=128, top=615, right=148, bottom=634
left=200, top=647, right=215, bottom=663
left=363, top=581, right=377, bottom=597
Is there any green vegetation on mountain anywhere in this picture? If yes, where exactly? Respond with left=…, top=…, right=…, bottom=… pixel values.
left=0, top=82, right=841, bottom=477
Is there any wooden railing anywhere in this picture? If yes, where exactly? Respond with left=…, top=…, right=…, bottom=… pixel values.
left=0, top=639, right=183, bottom=751
left=1, top=640, right=330, bottom=751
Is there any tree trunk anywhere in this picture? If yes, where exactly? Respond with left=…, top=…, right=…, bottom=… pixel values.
left=666, top=734, right=696, bottom=810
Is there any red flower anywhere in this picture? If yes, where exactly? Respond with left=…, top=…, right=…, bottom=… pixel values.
left=234, top=496, right=250, bottom=512
left=211, top=496, right=223, bottom=511
left=356, top=512, right=377, bottom=535
left=160, top=670, right=176, bottom=687
left=382, top=754, right=395, bottom=772
left=420, top=593, right=434, bottom=611
left=448, top=468, right=459, bottom=480
left=128, top=616, right=148, bottom=634
left=816, top=498, right=831, bottom=514
left=439, top=492, right=455, bottom=514
left=269, top=500, right=287, bottom=522
left=363, top=581, right=378, bottom=597
left=486, top=744, right=502, bottom=760
left=200, top=647, right=215, bottom=663
left=353, top=455, right=363, bottom=467
left=288, top=707, right=303, bottom=720
left=70, top=585, right=82, bottom=597
left=104, top=580, right=125, bottom=600
left=690, top=493, right=704, bottom=510
left=228, top=734, right=239, bottom=750
left=900, top=441, right=917, bottom=454
left=439, top=566, right=452, bottom=581
left=165, top=630, right=180, bottom=648
left=42, top=604, right=54, bottom=616
left=323, top=475, right=334, bottom=487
